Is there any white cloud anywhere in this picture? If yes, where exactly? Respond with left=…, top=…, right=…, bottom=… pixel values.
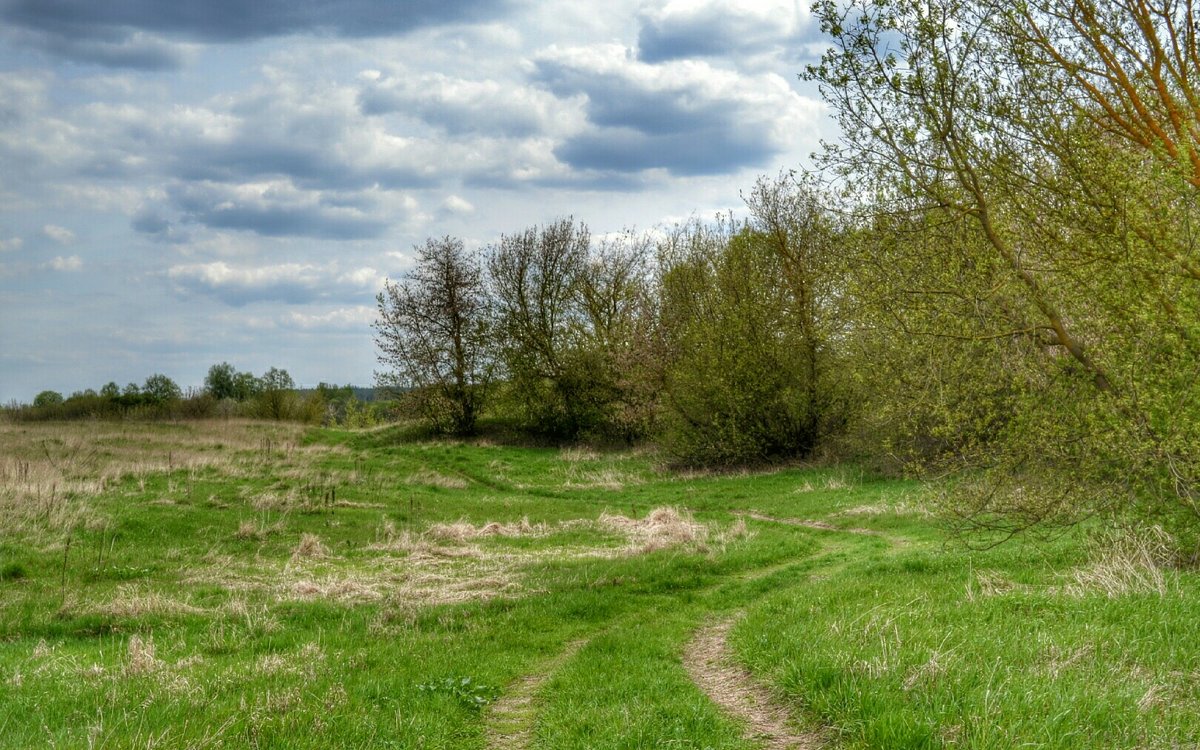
left=0, top=237, right=22, bottom=253
left=42, top=224, right=76, bottom=243
left=48, top=255, right=83, bottom=271
left=440, top=195, right=475, bottom=215
left=168, top=260, right=385, bottom=306
left=281, top=306, right=376, bottom=331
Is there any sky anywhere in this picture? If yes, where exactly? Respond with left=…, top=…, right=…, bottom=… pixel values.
left=0, top=0, right=832, bottom=402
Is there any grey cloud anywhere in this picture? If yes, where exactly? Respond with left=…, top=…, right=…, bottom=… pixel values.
left=168, top=182, right=390, bottom=240
left=531, top=46, right=816, bottom=176
left=15, top=27, right=189, bottom=70
left=358, top=73, right=551, bottom=138
left=635, top=1, right=820, bottom=64
left=1, top=0, right=509, bottom=42
left=554, top=126, right=775, bottom=176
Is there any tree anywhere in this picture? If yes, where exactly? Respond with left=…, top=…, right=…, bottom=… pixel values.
left=744, top=172, right=853, bottom=450
left=576, top=230, right=658, bottom=441
left=488, top=218, right=599, bottom=438
left=657, top=218, right=835, bottom=465
left=100, top=382, right=120, bottom=399
left=809, top=0, right=1200, bottom=555
left=142, top=374, right=181, bottom=403
left=255, top=367, right=295, bottom=420
left=33, top=390, right=63, bottom=408
left=375, top=236, right=495, bottom=435
left=205, top=362, right=259, bottom=401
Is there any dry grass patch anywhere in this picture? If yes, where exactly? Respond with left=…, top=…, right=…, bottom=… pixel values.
left=290, top=533, right=330, bottom=561
left=425, top=517, right=547, bottom=542
left=599, top=506, right=712, bottom=554
left=559, top=447, right=601, bottom=462
left=791, top=473, right=856, bottom=493
left=563, top=466, right=641, bottom=491
left=89, top=587, right=208, bottom=619
left=125, top=634, right=161, bottom=675
left=405, top=468, right=470, bottom=490
left=288, top=575, right=383, bottom=603
left=1062, top=526, right=1175, bottom=598
left=235, top=517, right=286, bottom=541
left=837, top=492, right=934, bottom=518
left=965, top=570, right=1028, bottom=601
left=0, top=420, right=330, bottom=541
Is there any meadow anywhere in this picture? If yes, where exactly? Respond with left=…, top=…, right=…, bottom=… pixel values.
left=0, top=419, right=1196, bottom=749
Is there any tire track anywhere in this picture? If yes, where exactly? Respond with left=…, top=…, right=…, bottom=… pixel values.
left=683, top=618, right=823, bottom=750
left=485, top=638, right=586, bottom=750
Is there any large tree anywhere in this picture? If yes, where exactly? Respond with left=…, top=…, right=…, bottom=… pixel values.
left=375, top=236, right=495, bottom=436
left=487, top=218, right=600, bottom=438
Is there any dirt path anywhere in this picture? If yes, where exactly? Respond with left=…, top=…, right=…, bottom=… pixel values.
left=485, top=639, right=586, bottom=750
left=683, top=618, right=823, bottom=750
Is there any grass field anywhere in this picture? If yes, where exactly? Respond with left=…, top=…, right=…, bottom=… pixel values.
left=0, top=419, right=1197, bottom=749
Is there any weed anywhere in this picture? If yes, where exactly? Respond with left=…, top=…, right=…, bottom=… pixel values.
left=416, top=676, right=500, bottom=710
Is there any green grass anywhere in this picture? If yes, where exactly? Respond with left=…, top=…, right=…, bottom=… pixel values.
left=0, top=419, right=1196, bottom=748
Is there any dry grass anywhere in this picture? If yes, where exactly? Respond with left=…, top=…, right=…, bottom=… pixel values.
left=125, top=634, right=161, bottom=675
left=1063, top=526, right=1175, bottom=598
left=0, top=420, right=331, bottom=541
left=599, top=506, right=711, bottom=553
left=792, top=473, right=856, bottom=494
left=903, top=651, right=949, bottom=691
left=290, top=533, right=330, bottom=561
left=563, top=466, right=641, bottom=491
left=559, top=447, right=601, bottom=462
left=1040, top=643, right=1095, bottom=678
left=964, top=570, right=1027, bottom=601
left=191, top=508, right=733, bottom=611
left=89, top=588, right=208, bottom=619
left=405, top=468, right=470, bottom=490
left=425, top=517, right=547, bottom=542
left=235, top=518, right=286, bottom=541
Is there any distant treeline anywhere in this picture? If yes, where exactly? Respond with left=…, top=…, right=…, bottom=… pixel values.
left=4, top=366, right=390, bottom=427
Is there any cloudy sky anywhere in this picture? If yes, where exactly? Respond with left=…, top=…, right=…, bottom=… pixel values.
left=0, top=0, right=831, bottom=402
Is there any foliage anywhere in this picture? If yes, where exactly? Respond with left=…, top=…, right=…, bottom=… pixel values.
left=32, top=390, right=63, bottom=408
left=415, top=676, right=499, bottom=710
left=489, top=219, right=600, bottom=439
left=808, top=0, right=1200, bottom=556
left=656, top=179, right=853, bottom=467
left=141, top=373, right=182, bottom=404
left=250, top=367, right=322, bottom=423
left=204, top=362, right=260, bottom=402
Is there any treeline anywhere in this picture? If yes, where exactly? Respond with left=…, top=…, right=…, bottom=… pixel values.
left=375, top=175, right=855, bottom=467
left=6, top=365, right=387, bottom=427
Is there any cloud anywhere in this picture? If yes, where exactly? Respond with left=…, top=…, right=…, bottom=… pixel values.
left=0, top=0, right=511, bottom=68
left=439, top=194, right=475, bottom=216
left=48, top=254, right=82, bottom=271
left=42, top=224, right=75, bottom=243
left=4, top=27, right=191, bottom=70
left=636, top=0, right=819, bottom=63
left=358, top=71, right=561, bottom=137
left=165, top=180, right=391, bottom=239
left=167, top=260, right=385, bottom=306
left=280, top=306, right=376, bottom=332
left=0, top=237, right=22, bottom=252
left=532, top=44, right=820, bottom=176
